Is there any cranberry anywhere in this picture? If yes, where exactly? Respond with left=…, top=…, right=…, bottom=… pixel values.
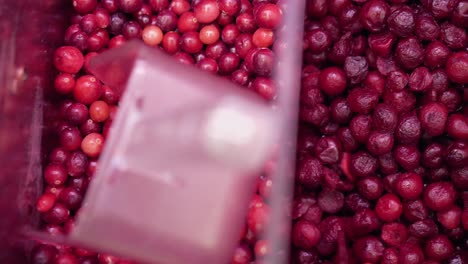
left=386, top=70, right=408, bottom=91
left=247, top=204, right=270, bottom=235
left=344, top=56, right=368, bottom=85
left=193, top=0, right=220, bottom=24
left=54, top=46, right=84, bottom=74
left=252, top=28, right=274, bottom=48
left=452, top=162, right=468, bottom=190
left=292, top=220, right=321, bottom=249
left=300, top=104, right=330, bottom=127
left=36, top=193, right=57, bottom=213
left=345, top=193, right=371, bottom=213
left=424, top=182, right=457, bottom=211
left=232, top=244, right=252, bottom=264
left=446, top=52, right=468, bottom=84
left=313, top=137, right=342, bottom=165
left=350, top=151, right=378, bottom=178
left=338, top=5, right=363, bottom=34
left=66, top=151, right=88, bottom=177
left=58, top=187, right=83, bottom=211
left=161, top=31, right=180, bottom=54
left=415, top=14, right=440, bottom=41
left=384, top=90, right=417, bottom=114
left=452, top=1, right=468, bottom=27
left=217, top=52, right=239, bottom=75
left=425, top=235, right=455, bottom=261
left=44, top=164, right=68, bottom=186
left=394, top=145, right=420, bottom=170
left=445, top=141, right=468, bottom=168
left=438, top=206, right=462, bottom=229
left=74, top=75, right=103, bottom=105
left=153, top=10, right=177, bottom=32
left=305, top=29, right=331, bottom=54
left=236, top=13, right=256, bottom=33
left=65, top=103, right=89, bottom=126
left=54, top=73, right=76, bottom=95
left=337, top=127, right=359, bottom=152
left=381, top=223, right=407, bottom=247
left=88, top=100, right=110, bottom=123
left=403, top=200, right=429, bottom=222
left=353, top=236, right=384, bottom=263
left=81, top=133, right=104, bottom=158
left=368, top=32, right=396, bottom=58
left=59, top=127, right=82, bottom=151
left=366, top=132, right=394, bottom=156
left=409, top=67, right=433, bottom=92
left=80, top=119, right=101, bottom=136
left=398, top=242, right=424, bottom=264
left=348, top=88, right=379, bottom=114
left=49, top=148, right=69, bottom=165
left=419, top=102, right=448, bottom=137
left=388, top=6, right=415, bottom=37
left=297, top=157, right=323, bottom=188
left=408, top=219, right=438, bottom=239
left=73, top=0, right=97, bottom=14
left=317, top=189, right=344, bottom=214
left=42, top=203, right=70, bottom=225
left=360, top=0, right=390, bottom=32
left=425, top=41, right=450, bottom=69
left=31, top=244, right=58, bottom=264
left=218, top=0, right=240, bottom=16
left=422, top=143, right=444, bottom=168
left=441, top=22, right=468, bottom=50
left=352, top=208, right=381, bottom=235
left=395, top=172, right=423, bottom=200
left=379, top=153, right=398, bottom=175
left=382, top=248, right=399, bottom=264
left=329, top=98, right=351, bottom=124
left=376, top=193, right=402, bottom=222
left=254, top=3, right=282, bottom=30
left=329, top=32, right=353, bottom=65
left=395, top=112, right=421, bottom=145
left=395, top=38, right=424, bottom=70
left=141, top=25, right=163, bottom=46
left=352, top=35, right=367, bottom=56
left=251, top=48, right=273, bottom=76
left=440, top=88, right=462, bottom=113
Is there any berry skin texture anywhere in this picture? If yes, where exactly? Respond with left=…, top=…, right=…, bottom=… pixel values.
left=446, top=52, right=468, bottom=84
left=419, top=102, right=448, bottom=137
left=423, top=182, right=457, bottom=211
left=318, top=67, right=347, bottom=96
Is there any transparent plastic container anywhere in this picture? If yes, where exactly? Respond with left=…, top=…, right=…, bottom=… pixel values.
left=0, top=0, right=305, bottom=263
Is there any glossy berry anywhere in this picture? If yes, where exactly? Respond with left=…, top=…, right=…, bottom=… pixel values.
left=194, top=0, right=220, bottom=24
left=424, top=182, right=457, bottom=211
left=74, top=75, right=103, bottom=105
left=81, top=133, right=104, bottom=158
left=395, top=172, right=423, bottom=200
left=36, top=193, right=57, bottom=213
left=54, top=46, right=84, bottom=74
left=318, top=67, right=347, bottom=96
left=44, top=164, right=68, bottom=186
left=254, top=3, right=282, bottom=30
left=376, top=194, right=402, bottom=222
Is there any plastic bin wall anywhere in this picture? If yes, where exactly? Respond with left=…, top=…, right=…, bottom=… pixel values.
left=0, top=0, right=305, bottom=263
left=0, top=0, right=69, bottom=262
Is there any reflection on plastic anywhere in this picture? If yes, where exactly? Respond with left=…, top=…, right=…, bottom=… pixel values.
left=69, top=41, right=277, bottom=264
